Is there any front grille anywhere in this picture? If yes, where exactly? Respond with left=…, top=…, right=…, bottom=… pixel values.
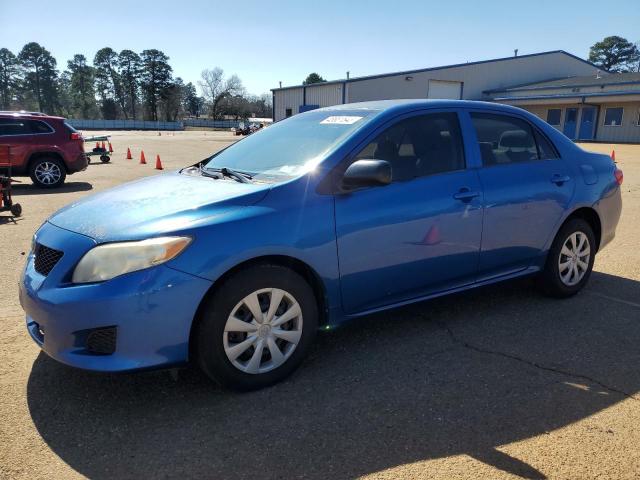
left=34, top=243, right=63, bottom=276
left=86, top=327, right=117, bottom=355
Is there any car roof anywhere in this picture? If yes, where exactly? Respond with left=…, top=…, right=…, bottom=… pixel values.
left=320, top=99, right=526, bottom=116
left=0, top=111, right=65, bottom=120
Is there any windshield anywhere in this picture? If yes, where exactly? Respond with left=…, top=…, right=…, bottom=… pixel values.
left=203, top=109, right=376, bottom=181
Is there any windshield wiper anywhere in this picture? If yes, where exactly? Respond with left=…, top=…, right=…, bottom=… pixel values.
left=207, top=167, right=254, bottom=184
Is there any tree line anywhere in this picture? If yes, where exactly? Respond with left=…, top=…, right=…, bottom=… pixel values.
left=0, top=42, right=272, bottom=121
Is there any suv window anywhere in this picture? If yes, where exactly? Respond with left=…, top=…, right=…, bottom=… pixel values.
left=0, top=119, right=30, bottom=136
left=354, top=112, right=465, bottom=182
left=28, top=120, right=54, bottom=134
left=470, top=113, right=558, bottom=165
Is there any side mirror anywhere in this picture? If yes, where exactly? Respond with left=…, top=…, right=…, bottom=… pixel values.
left=341, top=159, right=392, bottom=190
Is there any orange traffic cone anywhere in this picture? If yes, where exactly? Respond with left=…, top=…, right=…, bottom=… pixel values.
left=611, top=149, right=616, bottom=161
left=95, top=141, right=99, bottom=149
left=422, top=224, right=441, bottom=245
left=140, top=150, right=147, bottom=164
left=126, top=147, right=132, bottom=160
left=101, top=141, right=106, bottom=150
left=155, top=154, right=163, bottom=170
left=108, top=142, right=113, bottom=153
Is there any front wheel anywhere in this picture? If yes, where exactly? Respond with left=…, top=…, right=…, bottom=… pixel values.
left=196, top=264, right=318, bottom=390
left=538, top=218, right=595, bottom=298
left=29, top=157, right=66, bottom=189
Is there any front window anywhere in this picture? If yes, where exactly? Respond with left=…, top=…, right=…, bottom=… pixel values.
left=604, top=107, right=623, bottom=126
left=203, top=110, right=376, bottom=181
left=352, top=112, right=465, bottom=182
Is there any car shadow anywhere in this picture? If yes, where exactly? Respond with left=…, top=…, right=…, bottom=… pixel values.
left=27, top=272, right=640, bottom=479
left=12, top=182, right=93, bottom=196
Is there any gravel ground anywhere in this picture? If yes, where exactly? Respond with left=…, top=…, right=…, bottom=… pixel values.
left=0, top=132, right=638, bottom=479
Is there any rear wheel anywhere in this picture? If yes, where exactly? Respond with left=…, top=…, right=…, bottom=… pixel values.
left=538, top=218, right=595, bottom=297
left=10, top=203, right=21, bottom=217
left=29, top=157, right=66, bottom=189
left=196, top=264, right=318, bottom=390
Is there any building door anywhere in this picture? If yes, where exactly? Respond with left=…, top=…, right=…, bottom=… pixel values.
left=334, top=111, right=483, bottom=313
left=428, top=80, right=462, bottom=99
left=563, top=108, right=578, bottom=139
left=578, top=107, right=596, bottom=140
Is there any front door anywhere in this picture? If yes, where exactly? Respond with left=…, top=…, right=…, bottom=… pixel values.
left=578, top=107, right=596, bottom=140
left=563, top=108, right=578, bottom=139
left=334, top=111, right=483, bottom=314
left=469, top=112, right=575, bottom=279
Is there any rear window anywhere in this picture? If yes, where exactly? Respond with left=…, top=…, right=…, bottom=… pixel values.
left=64, top=121, right=77, bottom=133
left=470, top=113, right=559, bottom=166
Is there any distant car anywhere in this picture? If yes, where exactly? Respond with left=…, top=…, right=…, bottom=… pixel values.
left=234, top=122, right=263, bottom=136
left=0, top=111, right=88, bottom=188
left=20, top=100, right=622, bottom=390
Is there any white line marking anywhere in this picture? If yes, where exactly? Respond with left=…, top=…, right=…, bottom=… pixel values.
left=590, top=292, right=640, bottom=309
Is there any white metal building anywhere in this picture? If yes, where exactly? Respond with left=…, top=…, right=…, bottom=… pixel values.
left=272, top=50, right=601, bottom=122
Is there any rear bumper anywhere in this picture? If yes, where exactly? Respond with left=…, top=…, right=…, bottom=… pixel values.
left=595, top=184, right=622, bottom=251
left=66, top=152, right=89, bottom=173
left=19, top=222, right=212, bottom=372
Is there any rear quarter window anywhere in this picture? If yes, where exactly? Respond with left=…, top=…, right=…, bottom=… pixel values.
left=28, top=120, right=54, bottom=134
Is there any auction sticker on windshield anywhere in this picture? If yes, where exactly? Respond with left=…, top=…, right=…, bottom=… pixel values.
left=320, top=116, right=363, bottom=125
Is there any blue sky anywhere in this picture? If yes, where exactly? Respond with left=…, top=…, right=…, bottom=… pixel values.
left=1, top=0, right=638, bottom=96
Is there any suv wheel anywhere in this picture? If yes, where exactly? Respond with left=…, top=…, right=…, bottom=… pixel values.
left=538, top=218, right=595, bottom=298
left=30, top=157, right=66, bottom=189
left=196, top=264, right=318, bottom=391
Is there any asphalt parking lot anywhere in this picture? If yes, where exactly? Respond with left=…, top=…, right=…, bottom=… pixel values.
left=1, top=132, right=639, bottom=479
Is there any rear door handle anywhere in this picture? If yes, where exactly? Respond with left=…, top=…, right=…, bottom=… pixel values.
left=453, top=188, right=480, bottom=202
left=551, top=174, right=571, bottom=185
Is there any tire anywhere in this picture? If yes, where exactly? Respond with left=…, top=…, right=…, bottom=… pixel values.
left=10, top=203, right=22, bottom=217
left=29, top=157, right=66, bottom=189
left=100, top=155, right=111, bottom=163
left=196, top=264, right=318, bottom=391
left=538, top=218, right=596, bottom=298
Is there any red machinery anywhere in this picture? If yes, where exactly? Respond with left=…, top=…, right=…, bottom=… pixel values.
left=0, top=145, right=22, bottom=217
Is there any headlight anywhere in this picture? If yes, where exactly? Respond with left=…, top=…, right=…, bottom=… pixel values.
left=72, top=236, right=192, bottom=284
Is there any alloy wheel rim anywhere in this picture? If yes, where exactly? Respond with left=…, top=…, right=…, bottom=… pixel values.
left=558, top=231, right=590, bottom=286
left=223, top=288, right=303, bottom=374
left=35, top=162, right=61, bottom=185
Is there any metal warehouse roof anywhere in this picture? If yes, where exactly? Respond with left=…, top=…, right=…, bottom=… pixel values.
left=271, top=50, right=600, bottom=92
left=488, top=72, right=640, bottom=93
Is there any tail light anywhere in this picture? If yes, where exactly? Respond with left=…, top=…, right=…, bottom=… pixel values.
left=70, top=132, right=82, bottom=141
left=614, top=167, right=623, bottom=185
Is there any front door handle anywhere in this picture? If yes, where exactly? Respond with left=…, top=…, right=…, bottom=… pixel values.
left=551, top=174, right=571, bottom=185
left=453, top=188, right=480, bottom=202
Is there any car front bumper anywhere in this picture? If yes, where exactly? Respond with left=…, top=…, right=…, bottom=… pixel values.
left=19, top=222, right=212, bottom=372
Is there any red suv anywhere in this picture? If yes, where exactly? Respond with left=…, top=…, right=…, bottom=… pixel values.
left=0, top=112, right=88, bottom=188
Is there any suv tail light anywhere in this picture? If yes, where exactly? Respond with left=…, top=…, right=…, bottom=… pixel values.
left=614, top=167, right=623, bottom=185
left=70, top=132, right=82, bottom=141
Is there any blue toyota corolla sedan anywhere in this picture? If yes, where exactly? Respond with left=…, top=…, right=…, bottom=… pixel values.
left=20, top=100, right=623, bottom=390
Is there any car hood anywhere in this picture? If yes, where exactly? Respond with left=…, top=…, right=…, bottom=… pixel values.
left=48, top=171, right=271, bottom=242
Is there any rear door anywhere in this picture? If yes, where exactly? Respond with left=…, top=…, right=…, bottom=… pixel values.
left=334, top=110, right=483, bottom=314
left=0, top=118, right=31, bottom=171
left=468, top=111, right=575, bottom=280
